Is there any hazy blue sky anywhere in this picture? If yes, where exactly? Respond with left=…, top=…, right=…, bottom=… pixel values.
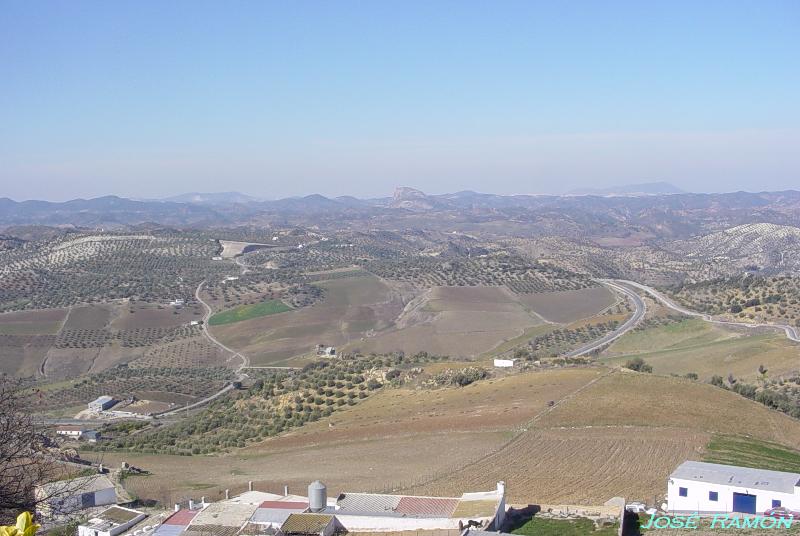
left=1, top=1, right=798, bottom=201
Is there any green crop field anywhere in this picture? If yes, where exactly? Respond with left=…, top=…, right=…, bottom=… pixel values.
left=209, top=300, right=291, bottom=325
left=704, top=435, right=800, bottom=473
left=511, top=517, right=618, bottom=536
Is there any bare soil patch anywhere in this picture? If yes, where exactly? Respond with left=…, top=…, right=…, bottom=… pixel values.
left=518, top=286, right=616, bottom=323
left=64, top=304, right=113, bottom=329
left=110, top=303, right=203, bottom=330
left=0, top=335, right=54, bottom=376
left=408, top=426, right=709, bottom=504
left=212, top=275, right=402, bottom=365
left=354, top=285, right=545, bottom=358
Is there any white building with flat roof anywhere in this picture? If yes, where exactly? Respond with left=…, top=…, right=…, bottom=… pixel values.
left=77, top=506, right=146, bottom=536
left=668, top=461, right=800, bottom=515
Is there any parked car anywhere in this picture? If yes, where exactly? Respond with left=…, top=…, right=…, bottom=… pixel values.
left=764, top=507, right=800, bottom=518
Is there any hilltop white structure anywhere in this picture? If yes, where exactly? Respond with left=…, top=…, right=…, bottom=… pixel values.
left=668, top=461, right=800, bottom=515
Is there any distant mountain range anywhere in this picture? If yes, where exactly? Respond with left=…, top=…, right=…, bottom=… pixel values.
left=156, top=192, right=264, bottom=205
left=2, top=186, right=800, bottom=241
left=567, top=181, right=686, bottom=196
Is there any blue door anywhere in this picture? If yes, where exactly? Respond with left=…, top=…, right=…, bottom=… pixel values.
left=733, top=493, right=757, bottom=514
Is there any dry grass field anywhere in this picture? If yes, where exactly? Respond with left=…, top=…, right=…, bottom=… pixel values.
left=0, top=308, right=66, bottom=375
left=411, top=426, right=709, bottom=504
left=352, top=285, right=547, bottom=358
left=602, top=320, right=799, bottom=381
left=88, top=368, right=601, bottom=503
left=86, top=366, right=800, bottom=508
left=410, top=371, right=800, bottom=504
left=211, top=275, right=403, bottom=365
left=516, top=286, right=616, bottom=323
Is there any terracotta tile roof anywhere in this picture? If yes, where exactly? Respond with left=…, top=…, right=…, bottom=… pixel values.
left=162, top=509, right=198, bottom=525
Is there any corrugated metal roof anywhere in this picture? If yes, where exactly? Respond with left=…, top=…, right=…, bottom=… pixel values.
left=152, top=524, right=184, bottom=536
left=395, top=497, right=458, bottom=517
left=336, top=493, right=400, bottom=514
left=251, top=508, right=300, bottom=525
left=281, top=513, right=333, bottom=534
left=671, top=461, right=800, bottom=493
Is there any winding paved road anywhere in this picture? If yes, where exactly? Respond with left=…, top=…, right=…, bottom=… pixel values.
left=616, top=279, right=800, bottom=343
left=194, top=280, right=250, bottom=368
left=564, top=280, right=647, bottom=357
left=158, top=279, right=249, bottom=417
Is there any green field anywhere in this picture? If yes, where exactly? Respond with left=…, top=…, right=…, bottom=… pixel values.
left=607, top=318, right=735, bottom=355
left=209, top=300, right=291, bottom=325
left=704, top=435, right=800, bottom=473
left=511, top=517, right=618, bottom=536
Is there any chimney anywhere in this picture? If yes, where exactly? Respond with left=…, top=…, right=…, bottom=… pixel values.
left=189, top=499, right=195, bottom=510
left=248, top=481, right=254, bottom=492
left=201, top=496, right=206, bottom=505
left=497, top=481, right=506, bottom=497
left=284, top=485, right=289, bottom=496
left=225, top=489, right=230, bottom=500
left=174, top=504, right=180, bottom=512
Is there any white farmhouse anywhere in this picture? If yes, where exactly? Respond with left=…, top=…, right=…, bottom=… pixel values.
left=55, top=425, right=87, bottom=439
left=36, top=474, right=117, bottom=519
left=493, top=358, right=516, bottom=368
left=668, top=461, right=800, bottom=515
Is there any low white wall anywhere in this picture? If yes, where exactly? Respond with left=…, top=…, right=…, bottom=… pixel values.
left=337, top=514, right=491, bottom=531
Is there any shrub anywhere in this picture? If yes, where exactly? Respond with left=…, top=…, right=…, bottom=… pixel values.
left=623, top=357, right=652, bottom=373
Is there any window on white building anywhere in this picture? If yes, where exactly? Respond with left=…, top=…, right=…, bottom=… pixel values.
left=679, top=487, right=688, bottom=497
left=773, top=500, right=782, bottom=508
left=709, top=491, right=718, bottom=501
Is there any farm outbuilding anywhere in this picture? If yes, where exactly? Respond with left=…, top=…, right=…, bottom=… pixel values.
left=89, top=395, right=116, bottom=411
left=36, top=474, right=117, bottom=519
left=668, top=461, right=800, bottom=515
left=493, top=358, right=516, bottom=368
